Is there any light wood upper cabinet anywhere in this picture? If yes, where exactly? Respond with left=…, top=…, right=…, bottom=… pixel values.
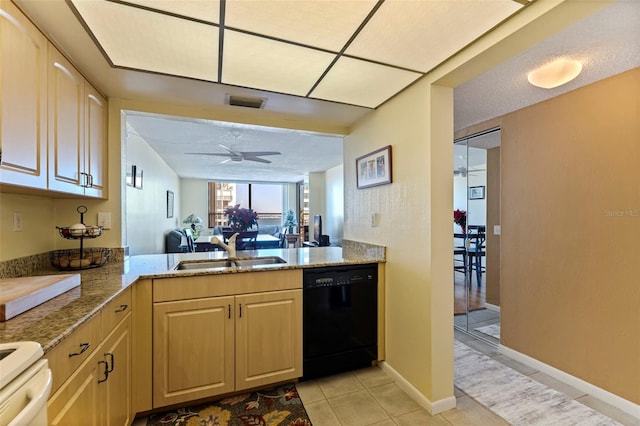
left=0, top=0, right=48, bottom=189
left=84, top=82, right=107, bottom=198
left=235, top=290, right=302, bottom=391
left=47, top=48, right=84, bottom=195
left=153, top=296, right=235, bottom=408
left=0, top=0, right=107, bottom=197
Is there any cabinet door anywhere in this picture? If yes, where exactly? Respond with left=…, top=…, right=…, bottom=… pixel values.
left=101, top=315, right=132, bottom=426
left=153, top=296, right=235, bottom=408
left=235, top=290, right=302, bottom=391
left=0, top=0, right=47, bottom=189
left=48, top=48, right=84, bottom=194
left=84, top=82, right=106, bottom=198
left=48, top=350, right=102, bottom=426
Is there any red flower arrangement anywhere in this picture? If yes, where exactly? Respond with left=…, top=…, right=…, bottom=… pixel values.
left=453, top=209, right=467, bottom=233
left=224, top=204, right=259, bottom=232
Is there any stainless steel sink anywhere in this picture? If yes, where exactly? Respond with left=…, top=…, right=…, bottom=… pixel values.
left=233, top=256, right=287, bottom=267
left=175, top=260, right=235, bottom=270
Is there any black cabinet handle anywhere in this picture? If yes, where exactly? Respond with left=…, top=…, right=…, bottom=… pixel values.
left=239, top=304, right=242, bottom=318
left=104, top=352, right=114, bottom=373
left=68, top=342, right=90, bottom=358
left=98, top=360, right=109, bottom=383
left=115, top=304, right=128, bottom=313
left=228, top=304, right=231, bottom=319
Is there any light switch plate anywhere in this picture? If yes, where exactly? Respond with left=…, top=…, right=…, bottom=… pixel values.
left=13, top=212, right=23, bottom=231
left=494, top=225, right=501, bottom=235
left=98, top=212, right=112, bottom=230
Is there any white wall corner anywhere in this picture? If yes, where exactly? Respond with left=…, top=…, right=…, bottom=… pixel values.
left=378, top=362, right=457, bottom=415
left=499, top=344, right=640, bottom=420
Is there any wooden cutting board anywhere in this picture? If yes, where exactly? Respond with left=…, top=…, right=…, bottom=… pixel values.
left=0, top=274, right=81, bottom=321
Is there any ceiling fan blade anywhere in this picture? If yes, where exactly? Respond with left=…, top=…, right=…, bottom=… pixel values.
left=220, top=158, right=232, bottom=164
left=240, top=151, right=281, bottom=157
left=243, top=156, right=272, bottom=164
left=185, top=152, right=232, bottom=157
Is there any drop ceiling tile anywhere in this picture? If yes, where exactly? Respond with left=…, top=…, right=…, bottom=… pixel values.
left=71, top=0, right=218, bottom=81
left=122, top=0, right=220, bottom=24
left=311, top=56, right=422, bottom=108
left=346, top=0, right=523, bottom=72
left=222, top=30, right=336, bottom=96
left=224, top=0, right=377, bottom=52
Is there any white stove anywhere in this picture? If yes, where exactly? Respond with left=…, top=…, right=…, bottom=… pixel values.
left=0, top=342, right=52, bottom=425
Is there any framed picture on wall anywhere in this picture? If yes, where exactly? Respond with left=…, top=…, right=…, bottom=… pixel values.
left=166, top=190, right=174, bottom=218
left=356, top=145, right=392, bottom=189
left=134, top=167, right=143, bottom=189
left=469, top=186, right=485, bottom=200
left=126, top=164, right=134, bottom=187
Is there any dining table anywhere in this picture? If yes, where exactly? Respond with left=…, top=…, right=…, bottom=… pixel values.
left=194, top=234, right=281, bottom=251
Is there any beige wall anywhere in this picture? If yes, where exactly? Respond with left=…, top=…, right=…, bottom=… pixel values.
left=344, top=77, right=455, bottom=404
left=125, top=129, right=182, bottom=255
left=485, top=147, right=500, bottom=306
left=325, top=164, right=344, bottom=245
left=500, top=67, right=640, bottom=404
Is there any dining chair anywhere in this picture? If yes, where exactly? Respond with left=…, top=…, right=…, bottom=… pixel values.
left=453, top=233, right=467, bottom=274
left=466, top=225, right=486, bottom=287
left=239, top=231, right=258, bottom=250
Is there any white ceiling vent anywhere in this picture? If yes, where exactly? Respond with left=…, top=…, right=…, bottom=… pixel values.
left=226, top=95, right=267, bottom=109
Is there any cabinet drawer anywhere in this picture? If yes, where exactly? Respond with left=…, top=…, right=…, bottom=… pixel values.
left=46, top=312, right=102, bottom=394
left=102, top=287, right=132, bottom=336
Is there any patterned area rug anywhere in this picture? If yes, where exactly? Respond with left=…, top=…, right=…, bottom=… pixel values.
left=147, top=383, right=311, bottom=426
left=454, top=341, right=622, bottom=425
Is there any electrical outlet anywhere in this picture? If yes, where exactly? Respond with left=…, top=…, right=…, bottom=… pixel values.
left=13, top=212, right=23, bottom=231
left=371, top=213, right=378, bottom=227
left=98, top=212, right=112, bottom=230
left=494, top=225, right=501, bottom=235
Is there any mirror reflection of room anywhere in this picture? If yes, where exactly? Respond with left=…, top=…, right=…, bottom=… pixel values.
left=453, top=130, right=500, bottom=343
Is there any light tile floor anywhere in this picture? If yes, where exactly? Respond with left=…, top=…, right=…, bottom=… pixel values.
left=297, top=331, right=638, bottom=426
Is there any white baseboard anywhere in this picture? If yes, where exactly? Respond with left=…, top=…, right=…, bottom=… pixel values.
left=499, top=344, right=640, bottom=420
left=378, top=361, right=457, bottom=415
left=485, top=303, right=500, bottom=312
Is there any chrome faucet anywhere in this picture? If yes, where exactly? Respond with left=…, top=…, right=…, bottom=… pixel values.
left=210, top=233, right=239, bottom=259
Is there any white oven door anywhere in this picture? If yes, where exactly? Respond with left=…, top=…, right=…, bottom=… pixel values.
left=0, top=359, right=52, bottom=426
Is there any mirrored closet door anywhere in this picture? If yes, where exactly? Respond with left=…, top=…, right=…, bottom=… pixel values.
left=453, top=129, right=501, bottom=344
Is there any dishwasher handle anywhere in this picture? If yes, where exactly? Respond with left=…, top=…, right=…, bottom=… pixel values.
left=8, top=365, right=52, bottom=426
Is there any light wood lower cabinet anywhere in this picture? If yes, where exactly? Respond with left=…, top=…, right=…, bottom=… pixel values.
left=102, top=315, right=132, bottom=426
left=235, top=290, right=302, bottom=391
left=150, top=272, right=303, bottom=409
left=48, top=348, right=102, bottom=426
left=153, top=296, right=235, bottom=407
left=48, top=312, right=132, bottom=425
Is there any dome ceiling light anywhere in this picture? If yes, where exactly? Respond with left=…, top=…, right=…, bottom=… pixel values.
left=527, top=58, right=583, bottom=89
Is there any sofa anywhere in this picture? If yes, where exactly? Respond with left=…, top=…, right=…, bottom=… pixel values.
left=165, top=228, right=194, bottom=253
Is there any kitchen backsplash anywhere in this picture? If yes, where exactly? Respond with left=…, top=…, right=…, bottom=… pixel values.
left=0, top=248, right=126, bottom=279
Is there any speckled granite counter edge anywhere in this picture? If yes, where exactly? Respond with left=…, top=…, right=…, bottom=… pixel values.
left=0, top=245, right=385, bottom=353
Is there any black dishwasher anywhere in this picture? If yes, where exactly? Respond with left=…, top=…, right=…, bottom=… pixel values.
left=302, top=263, right=378, bottom=380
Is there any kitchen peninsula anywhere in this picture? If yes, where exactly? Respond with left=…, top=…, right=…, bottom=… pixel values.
left=0, top=244, right=385, bottom=421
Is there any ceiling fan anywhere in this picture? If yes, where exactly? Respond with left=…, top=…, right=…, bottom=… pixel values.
left=187, top=144, right=282, bottom=164
left=454, top=166, right=486, bottom=177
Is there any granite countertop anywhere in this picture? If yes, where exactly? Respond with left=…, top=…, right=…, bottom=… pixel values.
left=0, top=246, right=384, bottom=353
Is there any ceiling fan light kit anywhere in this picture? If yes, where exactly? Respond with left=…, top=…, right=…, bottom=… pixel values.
left=527, top=58, right=582, bottom=89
